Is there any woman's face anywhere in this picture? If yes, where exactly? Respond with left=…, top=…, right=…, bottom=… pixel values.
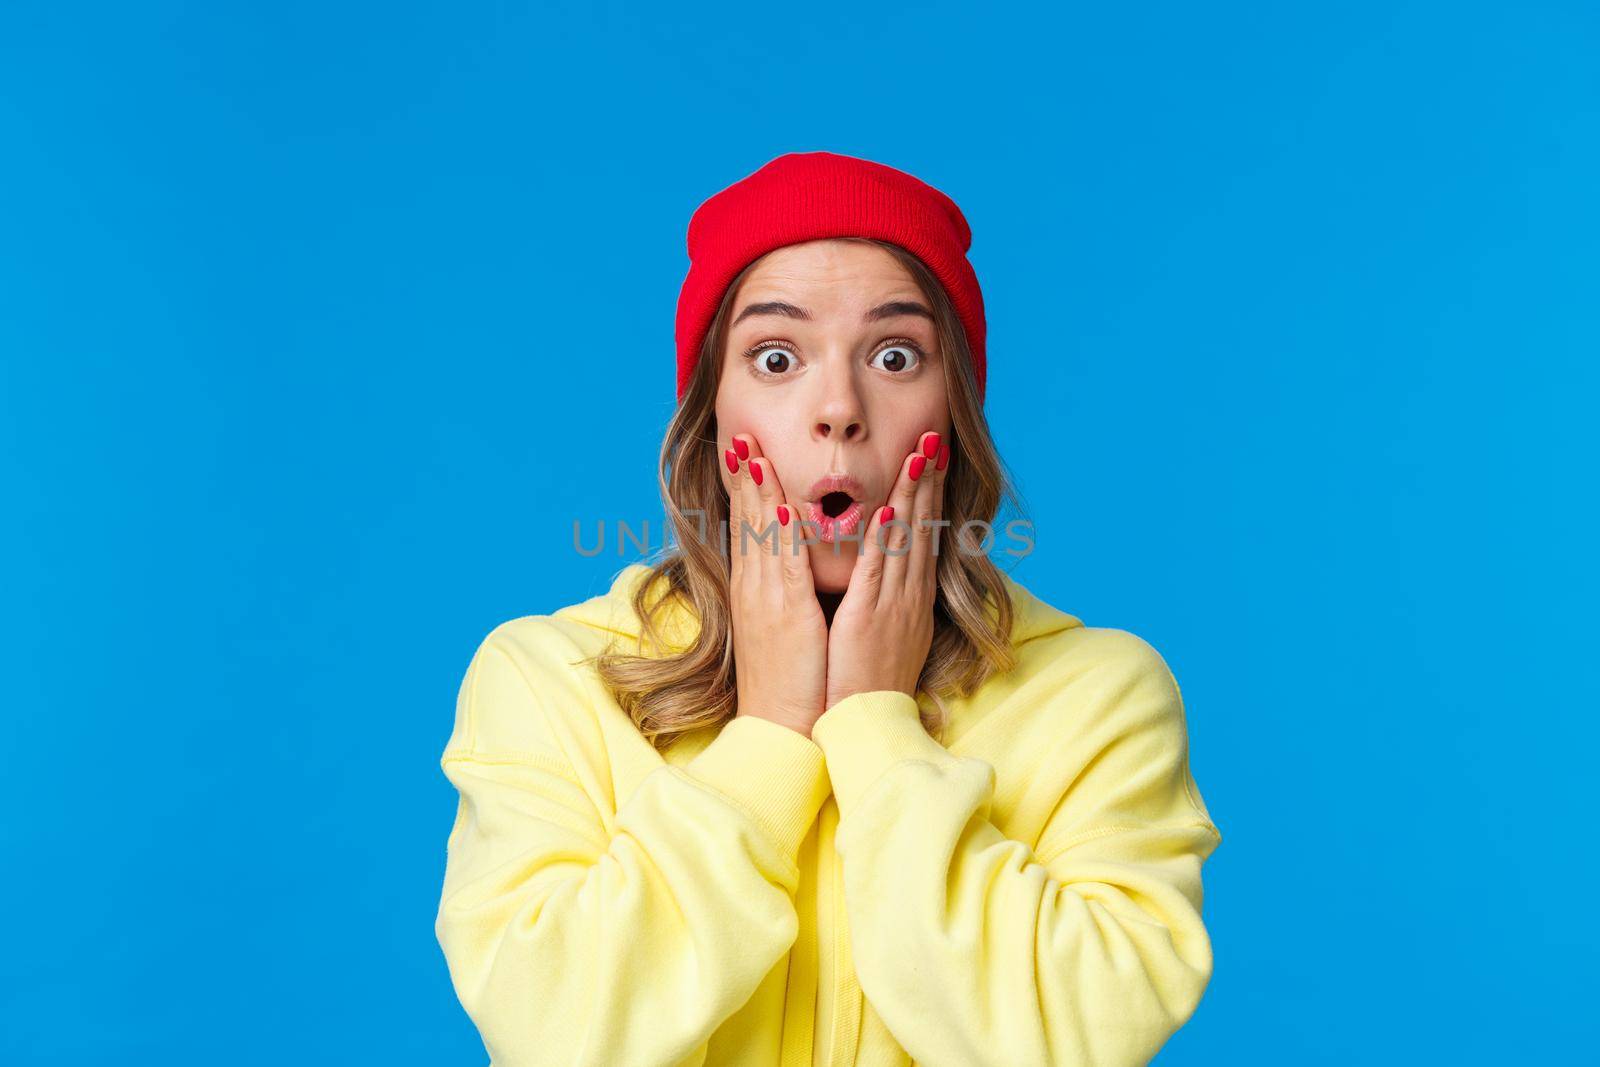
left=715, top=239, right=951, bottom=594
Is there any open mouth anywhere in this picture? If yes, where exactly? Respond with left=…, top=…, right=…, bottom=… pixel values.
left=820, top=491, right=854, bottom=518
left=803, top=473, right=868, bottom=544
left=805, top=492, right=865, bottom=543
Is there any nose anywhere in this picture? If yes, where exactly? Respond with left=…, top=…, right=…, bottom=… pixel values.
left=813, top=370, right=866, bottom=443
left=815, top=415, right=863, bottom=441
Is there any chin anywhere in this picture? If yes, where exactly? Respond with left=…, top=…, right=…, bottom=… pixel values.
left=806, top=547, right=857, bottom=594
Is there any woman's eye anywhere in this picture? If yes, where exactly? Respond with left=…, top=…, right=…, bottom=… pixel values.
left=871, top=344, right=921, bottom=373
left=749, top=346, right=796, bottom=376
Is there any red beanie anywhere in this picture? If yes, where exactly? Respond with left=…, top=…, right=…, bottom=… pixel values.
left=674, top=151, right=987, bottom=402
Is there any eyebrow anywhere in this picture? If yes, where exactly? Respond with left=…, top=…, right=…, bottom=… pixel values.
left=730, top=299, right=934, bottom=327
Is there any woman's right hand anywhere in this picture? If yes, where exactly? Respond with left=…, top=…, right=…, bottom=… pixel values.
left=724, top=432, right=829, bottom=737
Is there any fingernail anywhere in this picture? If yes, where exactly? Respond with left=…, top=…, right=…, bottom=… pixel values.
left=750, top=459, right=764, bottom=486
left=777, top=504, right=789, bottom=526
left=922, top=431, right=940, bottom=457
left=880, top=505, right=894, bottom=524
left=909, top=454, right=927, bottom=481
left=724, top=449, right=739, bottom=474
left=733, top=438, right=749, bottom=460
left=936, top=443, right=950, bottom=471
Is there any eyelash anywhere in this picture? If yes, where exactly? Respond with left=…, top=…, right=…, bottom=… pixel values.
left=742, top=337, right=926, bottom=368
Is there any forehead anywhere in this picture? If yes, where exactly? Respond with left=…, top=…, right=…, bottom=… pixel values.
left=733, top=240, right=924, bottom=310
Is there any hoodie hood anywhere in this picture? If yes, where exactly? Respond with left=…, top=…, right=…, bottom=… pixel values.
left=551, top=561, right=1082, bottom=656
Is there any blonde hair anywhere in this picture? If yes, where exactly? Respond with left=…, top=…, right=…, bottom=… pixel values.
left=587, top=237, right=1027, bottom=753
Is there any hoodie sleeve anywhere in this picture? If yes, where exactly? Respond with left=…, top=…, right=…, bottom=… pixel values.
left=434, top=621, right=832, bottom=1067
left=809, top=629, right=1222, bottom=1067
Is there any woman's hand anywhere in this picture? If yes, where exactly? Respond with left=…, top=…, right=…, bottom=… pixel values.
left=825, top=430, right=951, bottom=709
left=725, top=433, right=831, bottom=737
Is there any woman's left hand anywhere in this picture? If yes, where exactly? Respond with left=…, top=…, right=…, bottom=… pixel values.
left=825, top=430, right=951, bottom=709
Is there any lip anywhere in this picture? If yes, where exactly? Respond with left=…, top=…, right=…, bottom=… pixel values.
left=806, top=473, right=868, bottom=503
left=804, top=473, right=869, bottom=544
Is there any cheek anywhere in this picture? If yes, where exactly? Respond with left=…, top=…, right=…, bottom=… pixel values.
left=719, top=401, right=792, bottom=459
left=883, top=398, right=951, bottom=458
left=915, top=387, right=953, bottom=436
left=715, top=389, right=748, bottom=440
left=713, top=398, right=743, bottom=481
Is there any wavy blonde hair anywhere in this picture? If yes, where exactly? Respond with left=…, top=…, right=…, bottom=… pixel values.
left=588, top=237, right=1028, bottom=752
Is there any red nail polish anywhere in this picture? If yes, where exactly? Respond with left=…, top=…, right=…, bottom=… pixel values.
left=750, top=459, right=763, bottom=486
left=936, top=443, right=949, bottom=471
left=725, top=449, right=738, bottom=474
left=922, top=431, right=940, bottom=457
left=909, top=454, right=926, bottom=481
left=880, top=505, right=894, bottom=524
left=777, top=504, right=789, bottom=526
left=733, top=438, right=749, bottom=460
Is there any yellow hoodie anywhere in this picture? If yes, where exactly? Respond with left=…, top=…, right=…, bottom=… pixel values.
left=435, top=562, right=1222, bottom=1066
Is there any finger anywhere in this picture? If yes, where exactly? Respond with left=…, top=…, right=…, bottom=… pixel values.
left=931, top=441, right=950, bottom=585
left=849, top=495, right=893, bottom=611
left=907, top=430, right=946, bottom=596
left=731, top=434, right=768, bottom=579
left=879, top=444, right=928, bottom=594
left=723, top=442, right=747, bottom=589
left=747, top=456, right=783, bottom=586
left=754, top=451, right=816, bottom=598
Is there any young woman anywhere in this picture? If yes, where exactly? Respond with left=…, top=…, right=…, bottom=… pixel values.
left=435, top=152, right=1223, bottom=1066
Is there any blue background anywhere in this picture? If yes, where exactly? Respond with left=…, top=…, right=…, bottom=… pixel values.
left=3, top=2, right=1594, bottom=1062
